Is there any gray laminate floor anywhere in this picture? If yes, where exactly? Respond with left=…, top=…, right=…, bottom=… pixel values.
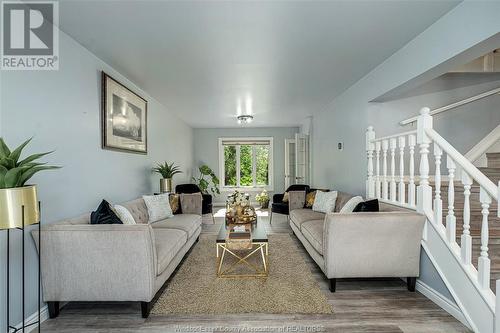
left=40, top=208, right=471, bottom=333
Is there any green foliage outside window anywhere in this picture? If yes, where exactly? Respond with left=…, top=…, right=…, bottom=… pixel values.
left=223, top=144, right=270, bottom=187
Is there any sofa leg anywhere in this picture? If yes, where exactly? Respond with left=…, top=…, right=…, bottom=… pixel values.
left=196, top=236, right=200, bottom=243
left=48, top=301, right=60, bottom=319
left=141, top=301, right=152, bottom=318
left=407, top=277, right=416, bottom=292
left=329, top=279, right=336, bottom=293
left=269, top=212, right=272, bottom=224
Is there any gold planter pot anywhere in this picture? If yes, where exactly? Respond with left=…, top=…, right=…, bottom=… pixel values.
left=0, top=185, right=40, bottom=229
left=160, top=178, right=172, bottom=193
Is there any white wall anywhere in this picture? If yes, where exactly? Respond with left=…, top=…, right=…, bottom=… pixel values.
left=193, top=127, right=299, bottom=204
left=0, top=30, right=194, bottom=329
left=311, top=2, right=500, bottom=305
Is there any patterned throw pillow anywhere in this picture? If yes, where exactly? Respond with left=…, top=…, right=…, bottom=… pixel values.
left=339, top=196, right=364, bottom=213
left=169, top=194, right=180, bottom=214
left=312, top=191, right=338, bottom=213
left=113, top=204, right=136, bottom=224
left=143, top=193, right=173, bottom=223
left=282, top=192, right=289, bottom=203
left=305, top=191, right=316, bottom=208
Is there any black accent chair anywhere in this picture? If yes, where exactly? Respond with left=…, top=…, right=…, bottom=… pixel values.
left=271, top=184, right=310, bottom=224
left=175, top=184, right=215, bottom=223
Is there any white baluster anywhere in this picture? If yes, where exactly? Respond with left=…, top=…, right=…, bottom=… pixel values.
left=382, top=140, right=389, bottom=200
left=434, top=143, right=443, bottom=226
left=461, top=172, right=473, bottom=266
left=366, top=127, right=375, bottom=198
left=408, top=134, right=416, bottom=207
left=478, top=187, right=492, bottom=290
left=417, top=107, right=433, bottom=215
left=390, top=138, right=397, bottom=202
left=446, top=156, right=457, bottom=245
left=398, top=136, right=406, bottom=204
left=375, top=141, right=381, bottom=199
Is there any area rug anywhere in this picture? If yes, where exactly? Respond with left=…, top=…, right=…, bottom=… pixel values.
left=151, top=234, right=333, bottom=315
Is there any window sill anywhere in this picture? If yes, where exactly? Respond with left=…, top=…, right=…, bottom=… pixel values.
left=220, top=186, right=274, bottom=192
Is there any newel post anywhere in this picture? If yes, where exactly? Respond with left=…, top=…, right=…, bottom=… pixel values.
left=417, top=107, right=433, bottom=217
left=366, top=126, right=376, bottom=198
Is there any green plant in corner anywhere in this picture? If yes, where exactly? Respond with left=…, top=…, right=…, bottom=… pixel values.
left=0, top=137, right=60, bottom=189
left=152, top=162, right=182, bottom=179
left=192, top=165, right=220, bottom=195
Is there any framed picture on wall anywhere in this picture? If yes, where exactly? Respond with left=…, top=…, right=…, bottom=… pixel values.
left=101, top=71, right=148, bottom=154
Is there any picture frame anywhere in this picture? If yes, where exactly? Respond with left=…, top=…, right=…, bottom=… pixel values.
left=101, top=71, right=148, bottom=154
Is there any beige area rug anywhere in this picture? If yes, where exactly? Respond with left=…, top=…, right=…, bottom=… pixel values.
left=151, top=234, right=333, bottom=315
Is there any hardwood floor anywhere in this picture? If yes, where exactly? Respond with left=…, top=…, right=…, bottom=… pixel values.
left=40, top=209, right=470, bottom=333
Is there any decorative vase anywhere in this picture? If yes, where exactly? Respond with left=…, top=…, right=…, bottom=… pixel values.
left=261, top=200, right=269, bottom=209
left=160, top=178, right=172, bottom=193
left=0, top=185, right=40, bottom=229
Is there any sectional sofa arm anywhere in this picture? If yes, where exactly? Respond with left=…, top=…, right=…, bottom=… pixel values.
left=32, top=224, right=157, bottom=302
left=323, top=212, right=425, bottom=278
left=288, top=191, right=306, bottom=211
left=180, top=193, right=203, bottom=215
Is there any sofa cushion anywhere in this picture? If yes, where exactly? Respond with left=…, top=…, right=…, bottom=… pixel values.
left=334, top=191, right=355, bottom=212
left=290, top=209, right=325, bottom=230
left=272, top=202, right=289, bottom=215
left=120, top=199, right=149, bottom=224
left=151, top=214, right=201, bottom=238
left=154, top=228, right=187, bottom=275
left=354, top=199, right=379, bottom=212
left=301, top=219, right=324, bottom=255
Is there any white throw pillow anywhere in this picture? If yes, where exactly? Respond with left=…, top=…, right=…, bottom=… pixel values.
left=113, top=205, right=136, bottom=225
left=312, top=191, right=338, bottom=213
left=142, top=193, right=173, bottom=223
left=339, top=196, right=364, bottom=213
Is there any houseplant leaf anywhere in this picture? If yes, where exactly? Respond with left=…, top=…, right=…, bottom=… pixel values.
left=4, top=167, right=26, bottom=188
left=18, top=165, right=60, bottom=187
left=0, top=138, right=11, bottom=158
left=18, top=151, right=53, bottom=166
left=9, top=137, right=32, bottom=165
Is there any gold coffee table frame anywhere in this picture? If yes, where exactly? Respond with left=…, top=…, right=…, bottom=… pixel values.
left=216, top=241, right=269, bottom=278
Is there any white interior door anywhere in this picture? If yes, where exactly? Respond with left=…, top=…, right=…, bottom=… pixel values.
left=284, top=139, right=296, bottom=189
left=295, top=133, right=309, bottom=185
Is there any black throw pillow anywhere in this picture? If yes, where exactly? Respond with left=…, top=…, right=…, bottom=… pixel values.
left=90, top=200, right=123, bottom=224
left=353, top=199, right=379, bottom=212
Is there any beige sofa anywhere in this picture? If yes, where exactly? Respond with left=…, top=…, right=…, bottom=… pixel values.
left=288, top=191, right=425, bottom=292
left=33, top=194, right=202, bottom=318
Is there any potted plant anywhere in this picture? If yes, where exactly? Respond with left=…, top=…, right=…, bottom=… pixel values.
left=0, top=138, right=60, bottom=229
left=152, top=162, right=182, bottom=193
left=192, top=165, right=220, bottom=196
left=255, top=189, right=270, bottom=209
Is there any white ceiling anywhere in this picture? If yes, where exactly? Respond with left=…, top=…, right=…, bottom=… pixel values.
left=58, top=1, right=460, bottom=128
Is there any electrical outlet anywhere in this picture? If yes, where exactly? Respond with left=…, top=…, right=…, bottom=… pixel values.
left=338, top=142, right=343, bottom=151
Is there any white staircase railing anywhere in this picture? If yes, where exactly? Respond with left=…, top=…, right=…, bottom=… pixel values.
left=366, top=107, right=500, bottom=333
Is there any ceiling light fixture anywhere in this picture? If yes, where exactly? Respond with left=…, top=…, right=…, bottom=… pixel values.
left=237, top=114, right=253, bottom=125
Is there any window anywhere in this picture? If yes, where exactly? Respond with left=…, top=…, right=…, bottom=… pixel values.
left=219, top=137, right=273, bottom=190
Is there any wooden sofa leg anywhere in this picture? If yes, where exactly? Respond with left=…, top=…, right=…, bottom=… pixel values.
left=196, top=236, right=200, bottom=243
left=329, top=279, right=336, bottom=293
left=141, top=301, right=152, bottom=318
left=407, top=277, right=416, bottom=292
left=48, top=301, right=60, bottom=318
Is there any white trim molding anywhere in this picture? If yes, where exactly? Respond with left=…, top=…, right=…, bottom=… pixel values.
left=465, top=123, right=500, bottom=167
left=13, top=305, right=49, bottom=333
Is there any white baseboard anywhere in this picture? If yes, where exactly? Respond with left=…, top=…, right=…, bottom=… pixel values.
left=12, top=305, right=49, bottom=333
left=415, top=280, right=471, bottom=329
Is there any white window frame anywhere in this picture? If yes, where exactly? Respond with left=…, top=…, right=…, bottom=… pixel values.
left=218, top=137, right=274, bottom=191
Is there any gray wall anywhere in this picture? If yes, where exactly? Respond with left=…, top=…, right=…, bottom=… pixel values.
left=0, top=30, right=194, bottom=329
left=311, top=3, right=500, bottom=306
left=193, top=127, right=299, bottom=203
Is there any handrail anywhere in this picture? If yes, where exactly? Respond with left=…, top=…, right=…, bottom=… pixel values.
left=400, top=86, right=500, bottom=126
left=371, top=130, right=417, bottom=142
left=426, top=128, right=498, bottom=202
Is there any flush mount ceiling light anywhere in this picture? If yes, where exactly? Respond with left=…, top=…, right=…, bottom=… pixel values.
left=237, top=114, right=253, bottom=124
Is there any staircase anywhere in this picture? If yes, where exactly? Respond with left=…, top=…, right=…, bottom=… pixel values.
left=439, top=152, right=500, bottom=292
left=366, top=108, right=500, bottom=332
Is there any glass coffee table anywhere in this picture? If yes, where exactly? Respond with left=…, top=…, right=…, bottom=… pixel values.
left=216, top=219, right=269, bottom=278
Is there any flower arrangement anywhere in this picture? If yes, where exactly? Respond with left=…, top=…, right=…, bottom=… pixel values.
left=255, top=190, right=270, bottom=208
left=227, top=190, right=250, bottom=207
